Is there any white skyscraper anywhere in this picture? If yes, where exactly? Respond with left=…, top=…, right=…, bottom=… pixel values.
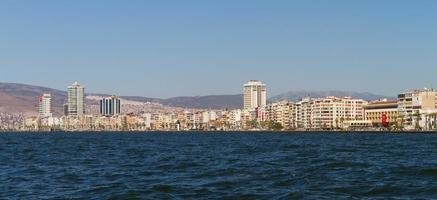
left=67, top=82, right=85, bottom=116
left=243, top=80, right=267, bottom=110
left=39, top=93, right=52, bottom=118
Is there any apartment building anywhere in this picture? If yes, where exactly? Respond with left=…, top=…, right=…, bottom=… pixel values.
left=265, top=101, right=295, bottom=129
left=398, top=89, right=437, bottom=130
left=293, top=97, right=367, bottom=129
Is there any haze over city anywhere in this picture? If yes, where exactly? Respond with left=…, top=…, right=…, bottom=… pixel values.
left=1, top=1, right=437, bottom=98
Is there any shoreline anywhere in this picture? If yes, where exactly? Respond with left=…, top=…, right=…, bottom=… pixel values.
left=2, top=130, right=437, bottom=134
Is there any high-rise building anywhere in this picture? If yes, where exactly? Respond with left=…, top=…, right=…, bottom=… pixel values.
left=39, top=93, right=52, bottom=118
left=243, top=80, right=267, bottom=110
left=100, top=96, right=121, bottom=116
left=67, top=82, right=85, bottom=116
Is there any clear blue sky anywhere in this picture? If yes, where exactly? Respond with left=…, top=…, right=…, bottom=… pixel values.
left=1, top=0, right=436, bottom=98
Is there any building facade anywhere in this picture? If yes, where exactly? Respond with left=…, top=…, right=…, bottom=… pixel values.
left=398, top=89, right=437, bottom=130
left=39, top=93, right=52, bottom=118
left=265, top=101, right=295, bottom=129
left=294, top=97, right=367, bottom=129
left=67, top=82, right=85, bottom=116
left=100, top=96, right=122, bottom=116
left=364, top=100, right=398, bottom=127
left=243, top=80, right=267, bottom=110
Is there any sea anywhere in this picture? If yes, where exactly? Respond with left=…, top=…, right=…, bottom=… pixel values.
left=1, top=132, right=437, bottom=199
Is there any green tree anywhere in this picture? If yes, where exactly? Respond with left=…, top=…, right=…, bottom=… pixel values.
left=246, top=119, right=258, bottom=129
left=267, top=121, right=283, bottom=130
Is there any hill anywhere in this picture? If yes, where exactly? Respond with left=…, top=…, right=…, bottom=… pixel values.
left=0, top=82, right=395, bottom=116
left=269, top=90, right=394, bottom=102
left=0, top=82, right=243, bottom=115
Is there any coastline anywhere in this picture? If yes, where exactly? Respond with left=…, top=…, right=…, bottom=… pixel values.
left=2, top=130, right=437, bottom=134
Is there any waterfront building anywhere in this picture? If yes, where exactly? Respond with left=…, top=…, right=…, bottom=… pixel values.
left=243, top=80, right=267, bottom=110
left=143, top=113, right=152, bottom=129
left=99, top=96, right=122, bottom=116
left=67, top=82, right=85, bottom=116
left=201, top=110, right=217, bottom=124
left=294, top=97, right=314, bottom=129
left=226, top=109, right=242, bottom=130
left=342, top=120, right=372, bottom=130
left=265, top=101, right=295, bottom=129
left=39, top=93, right=52, bottom=118
left=292, top=97, right=367, bottom=130
left=241, top=109, right=258, bottom=129
left=257, top=106, right=268, bottom=122
left=398, top=89, right=437, bottom=130
left=364, top=99, right=398, bottom=127
left=311, top=97, right=367, bottom=129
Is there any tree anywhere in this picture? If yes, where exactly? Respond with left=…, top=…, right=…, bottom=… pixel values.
left=414, top=111, right=421, bottom=131
left=246, top=119, right=258, bottom=129
left=267, top=121, right=283, bottom=130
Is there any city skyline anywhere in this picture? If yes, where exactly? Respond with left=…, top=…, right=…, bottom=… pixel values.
left=2, top=2, right=437, bottom=199
left=1, top=1, right=437, bottom=98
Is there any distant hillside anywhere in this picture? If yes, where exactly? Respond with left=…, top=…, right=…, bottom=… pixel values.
left=0, top=82, right=243, bottom=115
left=0, top=82, right=396, bottom=116
left=97, top=94, right=243, bottom=109
left=0, top=83, right=67, bottom=115
left=161, top=95, right=243, bottom=109
left=269, top=90, right=394, bottom=102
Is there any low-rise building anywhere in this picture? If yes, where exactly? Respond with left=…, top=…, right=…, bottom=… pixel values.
left=364, top=100, right=398, bottom=127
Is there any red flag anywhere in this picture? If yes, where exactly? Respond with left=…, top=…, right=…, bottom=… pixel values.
left=381, top=113, right=388, bottom=127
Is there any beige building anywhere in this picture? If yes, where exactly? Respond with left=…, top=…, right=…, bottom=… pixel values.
left=293, top=97, right=367, bottom=130
left=364, top=100, right=398, bottom=126
left=243, top=80, right=267, bottom=110
left=265, top=101, right=295, bottom=129
left=398, top=89, right=437, bottom=130
left=311, top=97, right=367, bottom=129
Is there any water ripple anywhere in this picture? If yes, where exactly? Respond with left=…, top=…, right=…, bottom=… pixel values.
left=1, top=132, right=437, bottom=199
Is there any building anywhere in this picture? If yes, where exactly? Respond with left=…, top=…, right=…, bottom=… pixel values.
left=311, top=97, right=367, bottom=129
left=39, top=93, right=52, bottom=118
left=100, top=96, right=122, bottom=116
left=265, top=101, right=295, bottom=129
left=294, top=96, right=367, bottom=130
left=294, top=97, right=313, bottom=129
left=243, top=80, right=267, bottom=110
left=398, top=89, right=437, bottom=130
left=364, top=100, right=398, bottom=127
left=67, top=82, right=85, bottom=116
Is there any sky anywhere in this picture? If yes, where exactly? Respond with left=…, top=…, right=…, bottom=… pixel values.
left=0, top=0, right=436, bottom=98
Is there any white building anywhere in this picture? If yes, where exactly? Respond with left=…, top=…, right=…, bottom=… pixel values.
left=243, top=80, right=267, bottom=110
left=67, top=82, right=85, bottom=116
left=142, top=113, right=152, bottom=129
left=294, top=96, right=367, bottom=129
left=201, top=110, right=217, bottom=123
left=39, top=93, right=52, bottom=118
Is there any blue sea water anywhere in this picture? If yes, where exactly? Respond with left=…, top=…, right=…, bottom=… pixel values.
left=1, top=132, right=437, bottom=199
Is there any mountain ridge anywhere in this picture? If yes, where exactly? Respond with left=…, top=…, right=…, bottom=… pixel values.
left=0, top=82, right=394, bottom=115
left=269, top=90, right=395, bottom=102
